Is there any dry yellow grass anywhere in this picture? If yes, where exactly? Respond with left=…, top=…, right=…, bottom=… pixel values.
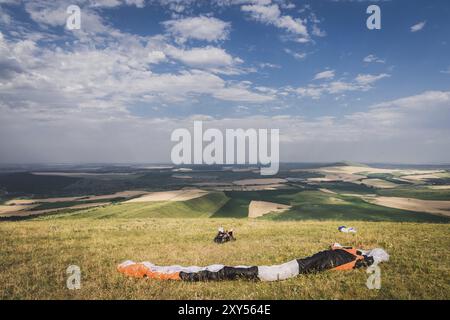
left=0, top=191, right=151, bottom=217
left=360, top=179, right=398, bottom=189
left=0, top=204, right=38, bottom=215
left=311, top=166, right=442, bottom=176
left=364, top=197, right=450, bottom=217
left=401, top=174, right=442, bottom=181
left=318, top=188, right=337, bottom=194
left=0, top=218, right=449, bottom=300
left=5, top=191, right=148, bottom=205
left=302, top=166, right=445, bottom=185
left=0, top=202, right=112, bottom=218
left=125, top=189, right=208, bottom=203
left=248, top=201, right=291, bottom=218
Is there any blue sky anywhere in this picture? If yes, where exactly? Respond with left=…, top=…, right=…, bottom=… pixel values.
left=0, top=0, right=449, bottom=163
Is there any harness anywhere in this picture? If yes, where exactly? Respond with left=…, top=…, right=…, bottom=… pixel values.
left=331, top=245, right=366, bottom=271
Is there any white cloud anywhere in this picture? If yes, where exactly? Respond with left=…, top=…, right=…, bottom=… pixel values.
left=0, top=31, right=274, bottom=123
left=147, top=50, right=167, bottom=64
left=214, top=85, right=275, bottom=103
left=163, top=16, right=231, bottom=43
left=164, top=45, right=248, bottom=75
left=24, top=1, right=113, bottom=36
left=22, top=0, right=146, bottom=38
left=284, top=48, right=307, bottom=60
left=440, top=67, right=450, bottom=74
left=371, top=90, right=450, bottom=110
left=166, top=46, right=236, bottom=68
left=259, top=62, right=281, bottom=69
left=124, top=0, right=145, bottom=7
left=363, top=54, right=385, bottom=64
left=2, top=90, right=449, bottom=164
left=241, top=2, right=309, bottom=42
left=281, top=2, right=295, bottom=10
left=295, top=86, right=323, bottom=99
left=355, top=73, right=390, bottom=85
left=311, top=24, right=326, bottom=37
left=0, top=6, right=11, bottom=25
left=313, top=70, right=335, bottom=80
left=1, top=1, right=447, bottom=164
left=410, top=21, right=426, bottom=32
left=296, top=73, right=390, bottom=99
left=82, top=0, right=145, bottom=8
left=0, top=0, right=274, bottom=106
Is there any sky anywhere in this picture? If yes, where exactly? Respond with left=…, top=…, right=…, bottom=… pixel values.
left=0, top=0, right=449, bottom=164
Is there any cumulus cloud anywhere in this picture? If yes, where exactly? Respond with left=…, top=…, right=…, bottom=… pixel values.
left=163, top=16, right=231, bottom=43
left=165, top=45, right=242, bottom=72
left=0, top=14, right=274, bottom=122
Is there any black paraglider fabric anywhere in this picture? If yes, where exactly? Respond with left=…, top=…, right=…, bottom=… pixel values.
left=213, top=230, right=236, bottom=243
left=179, top=266, right=259, bottom=281
left=296, top=249, right=373, bottom=273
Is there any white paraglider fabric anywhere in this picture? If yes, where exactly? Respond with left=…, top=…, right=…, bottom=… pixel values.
left=257, top=260, right=300, bottom=281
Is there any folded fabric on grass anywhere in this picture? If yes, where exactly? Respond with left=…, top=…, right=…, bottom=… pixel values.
left=338, top=226, right=357, bottom=233
left=117, top=244, right=389, bottom=282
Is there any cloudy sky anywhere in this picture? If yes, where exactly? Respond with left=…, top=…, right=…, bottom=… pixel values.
left=0, top=0, right=449, bottom=164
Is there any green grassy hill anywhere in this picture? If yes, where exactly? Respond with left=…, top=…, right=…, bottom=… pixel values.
left=44, top=189, right=449, bottom=223
left=215, top=190, right=449, bottom=223
left=56, top=192, right=229, bottom=219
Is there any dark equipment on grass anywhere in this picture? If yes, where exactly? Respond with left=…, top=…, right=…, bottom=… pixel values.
left=213, top=227, right=236, bottom=244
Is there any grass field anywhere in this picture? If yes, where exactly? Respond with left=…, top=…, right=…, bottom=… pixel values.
left=1, top=218, right=449, bottom=299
